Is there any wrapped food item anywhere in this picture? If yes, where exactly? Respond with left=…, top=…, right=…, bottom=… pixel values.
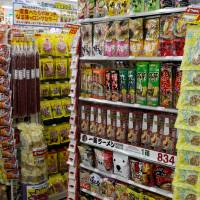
left=48, top=151, right=58, bottom=174
left=95, top=0, right=107, bottom=18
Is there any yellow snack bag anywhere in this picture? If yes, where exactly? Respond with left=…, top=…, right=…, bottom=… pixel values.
left=60, top=82, right=70, bottom=97
left=173, top=184, right=200, bottom=200
left=41, top=57, right=55, bottom=80
left=40, top=101, right=53, bottom=120
left=181, top=25, right=200, bottom=70
left=59, top=123, right=70, bottom=144
left=61, top=98, right=71, bottom=117
left=40, top=34, right=53, bottom=56
left=51, top=100, right=64, bottom=119
left=118, top=0, right=130, bottom=15
left=177, top=89, right=200, bottom=111
left=58, top=148, right=68, bottom=171
left=181, top=70, right=200, bottom=90
left=106, top=0, right=117, bottom=16
left=48, top=151, right=58, bottom=174
left=47, top=124, right=60, bottom=145
left=177, top=149, right=200, bottom=169
left=175, top=110, right=200, bottom=132
left=50, top=83, right=61, bottom=97
left=55, top=58, right=68, bottom=79
left=55, top=34, right=69, bottom=56
left=127, top=188, right=142, bottom=200
left=40, top=83, right=50, bottom=98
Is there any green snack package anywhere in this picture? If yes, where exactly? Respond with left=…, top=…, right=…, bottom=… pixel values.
left=131, top=0, right=144, bottom=13
left=144, top=0, right=160, bottom=12
left=119, top=69, right=128, bottom=102
left=127, top=68, right=136, bottom=104
left=136, top=62, right=149, bottom=105
left=147, top=62, right=160, bottom=106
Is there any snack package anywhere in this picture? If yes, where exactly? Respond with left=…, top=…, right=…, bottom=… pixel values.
left=106, top=109, right=116, bottom=140
left=93, top=23, right=106, bottom=56
left=95, top=0, right=107, bottom=17
left=90, top=106, right=98, bottom=135
left=181, top=25, right=200, bottom=70
left=96, top=107, right=107, bottom=138
left=115, top=183, right=128, bottom=200
left=46, top=125, right=60, bottom=145
left=144, top=0, right=160, bottom=11
left=129, top=18, right=144, bottom=56
left=59, top=123, right=69, bottom=143
left=177, top=129, right=200, bottom=149
left=89, top=173, right=102, bottom=193
left=105, top=21, right=117, bottom=57
left=173, top=13, right=186, bottom=56
left=147, top=62, right=160, bottom=106
left=60, top=82, right=70, bottom=97
left=106, top=0, right=117, bottom=16
left=86, top=0, right=95, bottom=18
left=40, top=101, right=53, bottom=120
left=55, top=34, right=69, bottom=56
left=173, top=67, right=182, bottom=108
left=141, top=113, right=150, bottom=148
left=95, top=149, right=113, bottom=172
left=55, top=58, right=68, bottom=79
left=58, top=148, right=68, bottom=171
left=130, top=0, right=144, bottom=13
left=40, top=34, right=53, bottom=55
left=119, top=68, right=128, bottom=102
left=111, top=70, right=120, bottom=101
left=116, top=20, right=129, bottom=57
left=48, top=151, right=58, bottom=174
left=160, top=0, right=175, bottom=8
left=61, top=98, right=71, bottom=117
left=142, top=162, right=155, bottom=186
left=81, top=105, right=90, bottom=133
left=81, top=24, right=93, bottom=56
left=181, top=70, right=200, bottom=90
left=144, top=18, right=160, bottom=57
left=78, top=0, right=87, bottom=19
left=105, top=70, right=112, bottom=100
left=40, top=57, right=55, bottom=80
left=175, top=110, right=200, bottom=132
left=153, top=165, right=174, bottom=191
left=127, top=187, right=142, bottom=200
left=80, top=169, right=91, bottom=190
left=174, top=166, right=200, bottom=188
left=116, top=111, right=128, bottom=143
left=40, top=83, right=50, bottom=98
left=113, top=152, right=129, bottom=178
left=130, top=159, right=143, bottom=183
left=175, top=0, right=192, bottom=7
left=51, top=100, right=63, bottom=118
left=160, top=63, right=173, bottom=108
left=79, top=145, right=94, bottom=167
left=92, top=68, right=106, bottom=99
left=50, top=84, right=60, bottom=97
left=100, top=178, right=115, bottom=199
left=159, top=15, right=174, bottom=56
left=127, top=68, right=136, bottom=103
left=136, top=62, right=149, bottom=105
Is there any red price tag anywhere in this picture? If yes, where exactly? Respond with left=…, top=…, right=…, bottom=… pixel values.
left=157, top=152, right=175, bottom=166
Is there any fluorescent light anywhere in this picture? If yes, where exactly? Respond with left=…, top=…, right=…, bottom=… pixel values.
left=1, top=6, right=13, bottom=9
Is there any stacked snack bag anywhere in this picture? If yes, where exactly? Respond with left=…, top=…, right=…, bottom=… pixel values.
left=0, top=44, right=19, bottom=184
left=174, top=25, right=200, bottom=199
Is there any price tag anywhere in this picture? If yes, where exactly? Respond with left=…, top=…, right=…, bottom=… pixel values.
left=156, top=152, right=175, bottom=166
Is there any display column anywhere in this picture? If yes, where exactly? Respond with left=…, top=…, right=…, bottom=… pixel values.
left=67, top=26, right=80, bottom=200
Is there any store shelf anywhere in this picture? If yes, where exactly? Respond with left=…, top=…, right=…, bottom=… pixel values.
left=81, top=188, right=110, bottom=200
left=49, top=191, right=66, bottom=200
left=80, top=164, right=173, bottom=198
left=79, top=7, right=186, bottom=23
left=79, top=97, right=178, bottom=114
left=80, top=133, right=176, bottom=168
left=80, top=56, right=183, bottom=61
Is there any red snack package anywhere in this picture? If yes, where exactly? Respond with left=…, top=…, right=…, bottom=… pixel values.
left=153, top=165, right=174, bottom=191
left=111, top=70, right=120, bottom=102
left=130, top=159, right=143, bottom=183
left=105, top=70, right=112, bottom=100
left=142, top=162, right=155, bottom=186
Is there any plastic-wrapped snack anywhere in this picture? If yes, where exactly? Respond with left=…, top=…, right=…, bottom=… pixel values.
left=173, top=184, right=200, bottom=200
left=100, top=178, right=115, bottom=199
left=90, top=106, right=97, bottom=135
left=89, top=173, right=102, bottom=194
left=59, top=123, right=69, bottom=143
left=60, top=82, right=70, bottom=97
left=177, top=90, right=200, bottom=111
left=95, top=0, right=107, bottom=17
left=58, top=148, right=68, bottom=171
left=106, top=109, right=116, bottom=140
left=51, top=100, right=64, bottom=119
left=81, top=105, right=90, bottom=133
left=96, top=107, right=107, bottom=138
left=79, top=145, right=94, bottom=168
left=177, top=129, right=200, bottom=149
left=48, top=151, right=58, bottom=174
left=40, top=83, right=50, bottom=98
left=127, top=187, right=142, bottom=200
left=115, top=182, right=128, bottom=200
left=106, top=0, right=117, bottom=16
left=40, top=57, right=55, bottom=80
left=129, top=18, right=144, bottom=56
left=144, top=0, right=160, bottom=11
left=178, top=149, right=200, bottom=168
left=130, top=0, right=144, bottom=13
left=55, top=34, right=69, bottom=57
left=80, top=169, right=91, bottom=190
left=78, top=0, right=87, bottom=19
left=55, top=58, right=68, bottom=79
left=46, top=125, right=60, bottom=145
left=174, top=166, right=200, bottom=188
left=181, top=25, right=200, bottom=70
left=61, top=98, right=70, bottom=117
left=175, top=110, right=200, bottom=131
left=118, top=0, right=130, bottom=15
left=50, top=84, right=60, bottom=97
left=181, top=70, right=200, bottom=90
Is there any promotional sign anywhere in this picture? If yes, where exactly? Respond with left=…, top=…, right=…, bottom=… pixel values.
left=13, top=2, right=77, bottom=27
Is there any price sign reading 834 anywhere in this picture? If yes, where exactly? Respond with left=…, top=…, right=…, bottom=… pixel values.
left=157, top=152, right=175, bottom=166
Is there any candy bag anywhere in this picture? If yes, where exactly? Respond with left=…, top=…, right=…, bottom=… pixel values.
left=40, top=83, right=50, bottom=98
left=50, top=83, right=60, bottom=97
left=48, top=151, right=58, bottom=174
left=51, top=100, right=64, bottom=119
left=55, top=58, right=68, bottom=79
left=40, top=101, right=53, bottom=120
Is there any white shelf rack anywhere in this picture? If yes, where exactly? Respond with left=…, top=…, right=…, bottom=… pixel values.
left=80, top=164, right=173, bottom=198
left=79, top=97, right=178, bottom=114
left=80, top=56, right=183, bottom=62
left=49, top=191, right=66, bottom=200
left=79, top=7, right=187, bottom=23
left=80, top=134, right=176, bottom=168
